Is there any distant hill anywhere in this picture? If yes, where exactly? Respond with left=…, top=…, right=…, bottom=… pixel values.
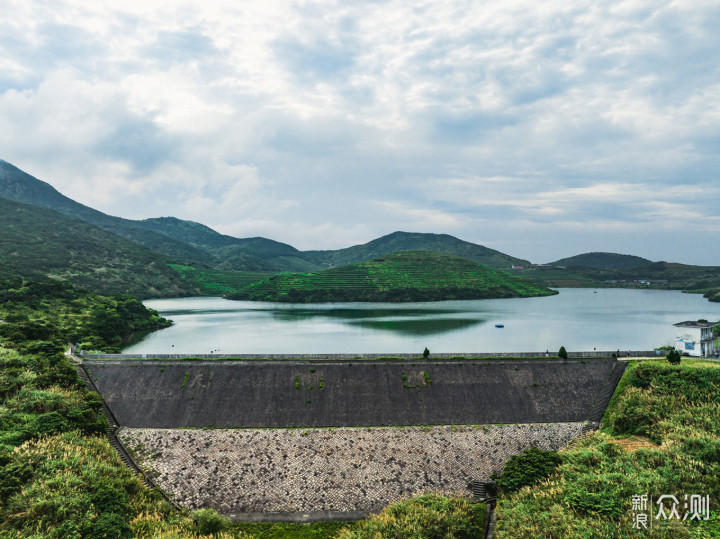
left=0, top=161, right=538, bottom=274
left=228, top=250, right=557, bottom=303
left=549, top=252, right=653, bottom=270
left=304, top=231, right=530, bottom=270
left=0, top=197, right=197, bottom=298
left=0, top=160, right=217, bottom=268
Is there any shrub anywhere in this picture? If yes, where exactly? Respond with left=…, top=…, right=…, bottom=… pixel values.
left=495, top=447, right=561, bottom=494
left=423, top=347, right=430, bottom=358
left=666, top=349, right=681, bottom=365
left=337, top=494, right=484, bottom=539
left=192, top=508, right=230, bottom=535
left=87, top=512, right=132, bottom=539
left=558, top=346, right=568, bottom=359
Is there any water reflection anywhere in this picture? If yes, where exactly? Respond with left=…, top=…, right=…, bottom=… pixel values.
left=349, top=318, right=484, bottom=336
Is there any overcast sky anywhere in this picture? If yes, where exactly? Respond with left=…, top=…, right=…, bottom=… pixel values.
left=1, top=0, right=719, bottom=264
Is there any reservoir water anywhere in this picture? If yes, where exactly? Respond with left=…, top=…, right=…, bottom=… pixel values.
left=123, top=289, right=720, bottom=354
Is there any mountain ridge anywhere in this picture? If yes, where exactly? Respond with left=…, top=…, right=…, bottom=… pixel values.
left=0, top=196, right=197, bottom=298
left=0, top=160, right=532, bottom=272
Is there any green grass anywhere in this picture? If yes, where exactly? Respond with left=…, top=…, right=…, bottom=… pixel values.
left=335, top=494, right=485, bottom=538
left=494, top=359, right=720, bottom=538
left=228, top=250, right=556, bottom=303
left=232, top=521, right=354, bottom=538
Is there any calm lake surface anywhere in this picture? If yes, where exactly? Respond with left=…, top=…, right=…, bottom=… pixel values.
left=122, top=289, right=720, bottom=354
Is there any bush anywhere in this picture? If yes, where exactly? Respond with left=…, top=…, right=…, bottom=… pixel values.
left=666, top=349, right=681, bottom=365
left=558, top=346, right=568, bottom=359
left=337, top=494, right=485, bottom=539
left=87, top=512, right=131, bottom=539
left=423, top=347, right=430, bottom=358
left=192, top=508, right=230, bottom=535
left=495, top=447, right=562, bottom=494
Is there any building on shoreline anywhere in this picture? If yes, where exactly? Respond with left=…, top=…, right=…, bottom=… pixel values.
left=673, top=321, right=719, bottom=357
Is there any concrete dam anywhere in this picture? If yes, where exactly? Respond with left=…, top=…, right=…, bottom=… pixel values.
left=86, top=357, right=625, bottom=428
left=87, top=357, right=627, bottom=517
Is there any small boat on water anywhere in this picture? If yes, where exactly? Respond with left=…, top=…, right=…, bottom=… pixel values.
left=495, top=324, right=504, bottom=328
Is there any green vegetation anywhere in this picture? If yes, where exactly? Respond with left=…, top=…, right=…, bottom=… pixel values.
left=336, top=494, right=485, bottom=538
left=0, top=197, right=197, bottom=298
left=704, top=287, right=720, bottom=303
left=0, top=336, right=223, bottom=537
left=0, top=279, right=171, bottom=353
left=232, top=522, right=353, bottom=538
left=549, top=252, right=653, bottom=270
left=494, top=447, right=561, bottom=494
left=494, top=360, right=720, bottom=537
left=170, top=265, right=273, bottom=295
left=528, top=261, right=720, bottom=297
left=305, top=230, right=530, bottom=270
left=193, top=508, right=232, bottom=535
left=228, top=251, right=556, bottom=303
left=666, top=349, right=681, bottom=365
left=0, top=159, right=222, bottom=270
left=558, top=346, right=568, bottom=359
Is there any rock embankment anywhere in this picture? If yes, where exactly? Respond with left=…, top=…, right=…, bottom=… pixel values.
left=119, top=423, right=584, bottom=514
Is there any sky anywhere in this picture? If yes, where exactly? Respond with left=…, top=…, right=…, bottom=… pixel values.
left=1, top=0, right=719, bottom=264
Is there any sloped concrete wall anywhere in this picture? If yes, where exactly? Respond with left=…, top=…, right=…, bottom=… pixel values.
left=119, top=423, right=584, bottom=514
left=87, top=358, right=621, bottom=428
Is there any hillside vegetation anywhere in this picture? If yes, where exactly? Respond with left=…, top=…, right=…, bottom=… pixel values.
left=550, top=252, right=653, bottom=270
left=0, top=160, right=216, bottom=268
left=528, top=261, right=720, bottom=294
left=1, top=161, right=535, bottom=273
left=228, top=250, right=556, bottom=303
left=0, top=197, right=197, bottom=298
left=303, top=231, right=531, bottom=270
left=494, top=360, right=720, bottom=537
left=0, top=279, right=171, bottom=352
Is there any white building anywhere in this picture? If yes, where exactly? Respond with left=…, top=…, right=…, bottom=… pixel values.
left=673, top=321, right=719, bottom=357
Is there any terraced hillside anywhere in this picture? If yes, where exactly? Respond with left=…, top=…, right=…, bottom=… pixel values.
left=227, top=251, right=557, bottom=302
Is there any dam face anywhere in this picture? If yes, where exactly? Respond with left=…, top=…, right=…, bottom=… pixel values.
left=86, top=358, right=624, bottom=428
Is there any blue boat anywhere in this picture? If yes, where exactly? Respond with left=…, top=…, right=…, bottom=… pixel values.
left=495, top=324, right=504, bottom=328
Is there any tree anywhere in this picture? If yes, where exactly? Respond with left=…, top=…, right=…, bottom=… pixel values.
left=666, top=349, right=681, bottom=365
left=558, top=346, right=568, bottom=359
left=423, top=347, right=430, bottom=358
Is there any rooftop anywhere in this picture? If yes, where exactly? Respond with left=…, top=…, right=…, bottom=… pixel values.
left=674, top=321, right=717, bottom=328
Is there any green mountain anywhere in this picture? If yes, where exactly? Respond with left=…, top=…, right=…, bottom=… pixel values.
left=303, top=231, right=530, bottom=270
left=0, top=197, right=197, bottom=298
left=0, top=160, right=220, bottom=268
left=549, top=252, right=653, bottom=270
left=228, top=250, right=557, bottom=303
left=3, top=160, right=534, bottom=274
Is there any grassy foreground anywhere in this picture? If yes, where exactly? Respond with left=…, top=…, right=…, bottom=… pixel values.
left=0, top=278, right=486, bottom=538
left=3, top=276, right=718, bottom=537
left=494, top=359, right=720, bottom=538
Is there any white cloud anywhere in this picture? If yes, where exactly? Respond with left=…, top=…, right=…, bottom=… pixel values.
left=1, top=0, right=719, bottom=263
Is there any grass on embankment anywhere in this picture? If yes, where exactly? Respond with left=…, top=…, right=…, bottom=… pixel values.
left=494, top=359, right=720, bottom=538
